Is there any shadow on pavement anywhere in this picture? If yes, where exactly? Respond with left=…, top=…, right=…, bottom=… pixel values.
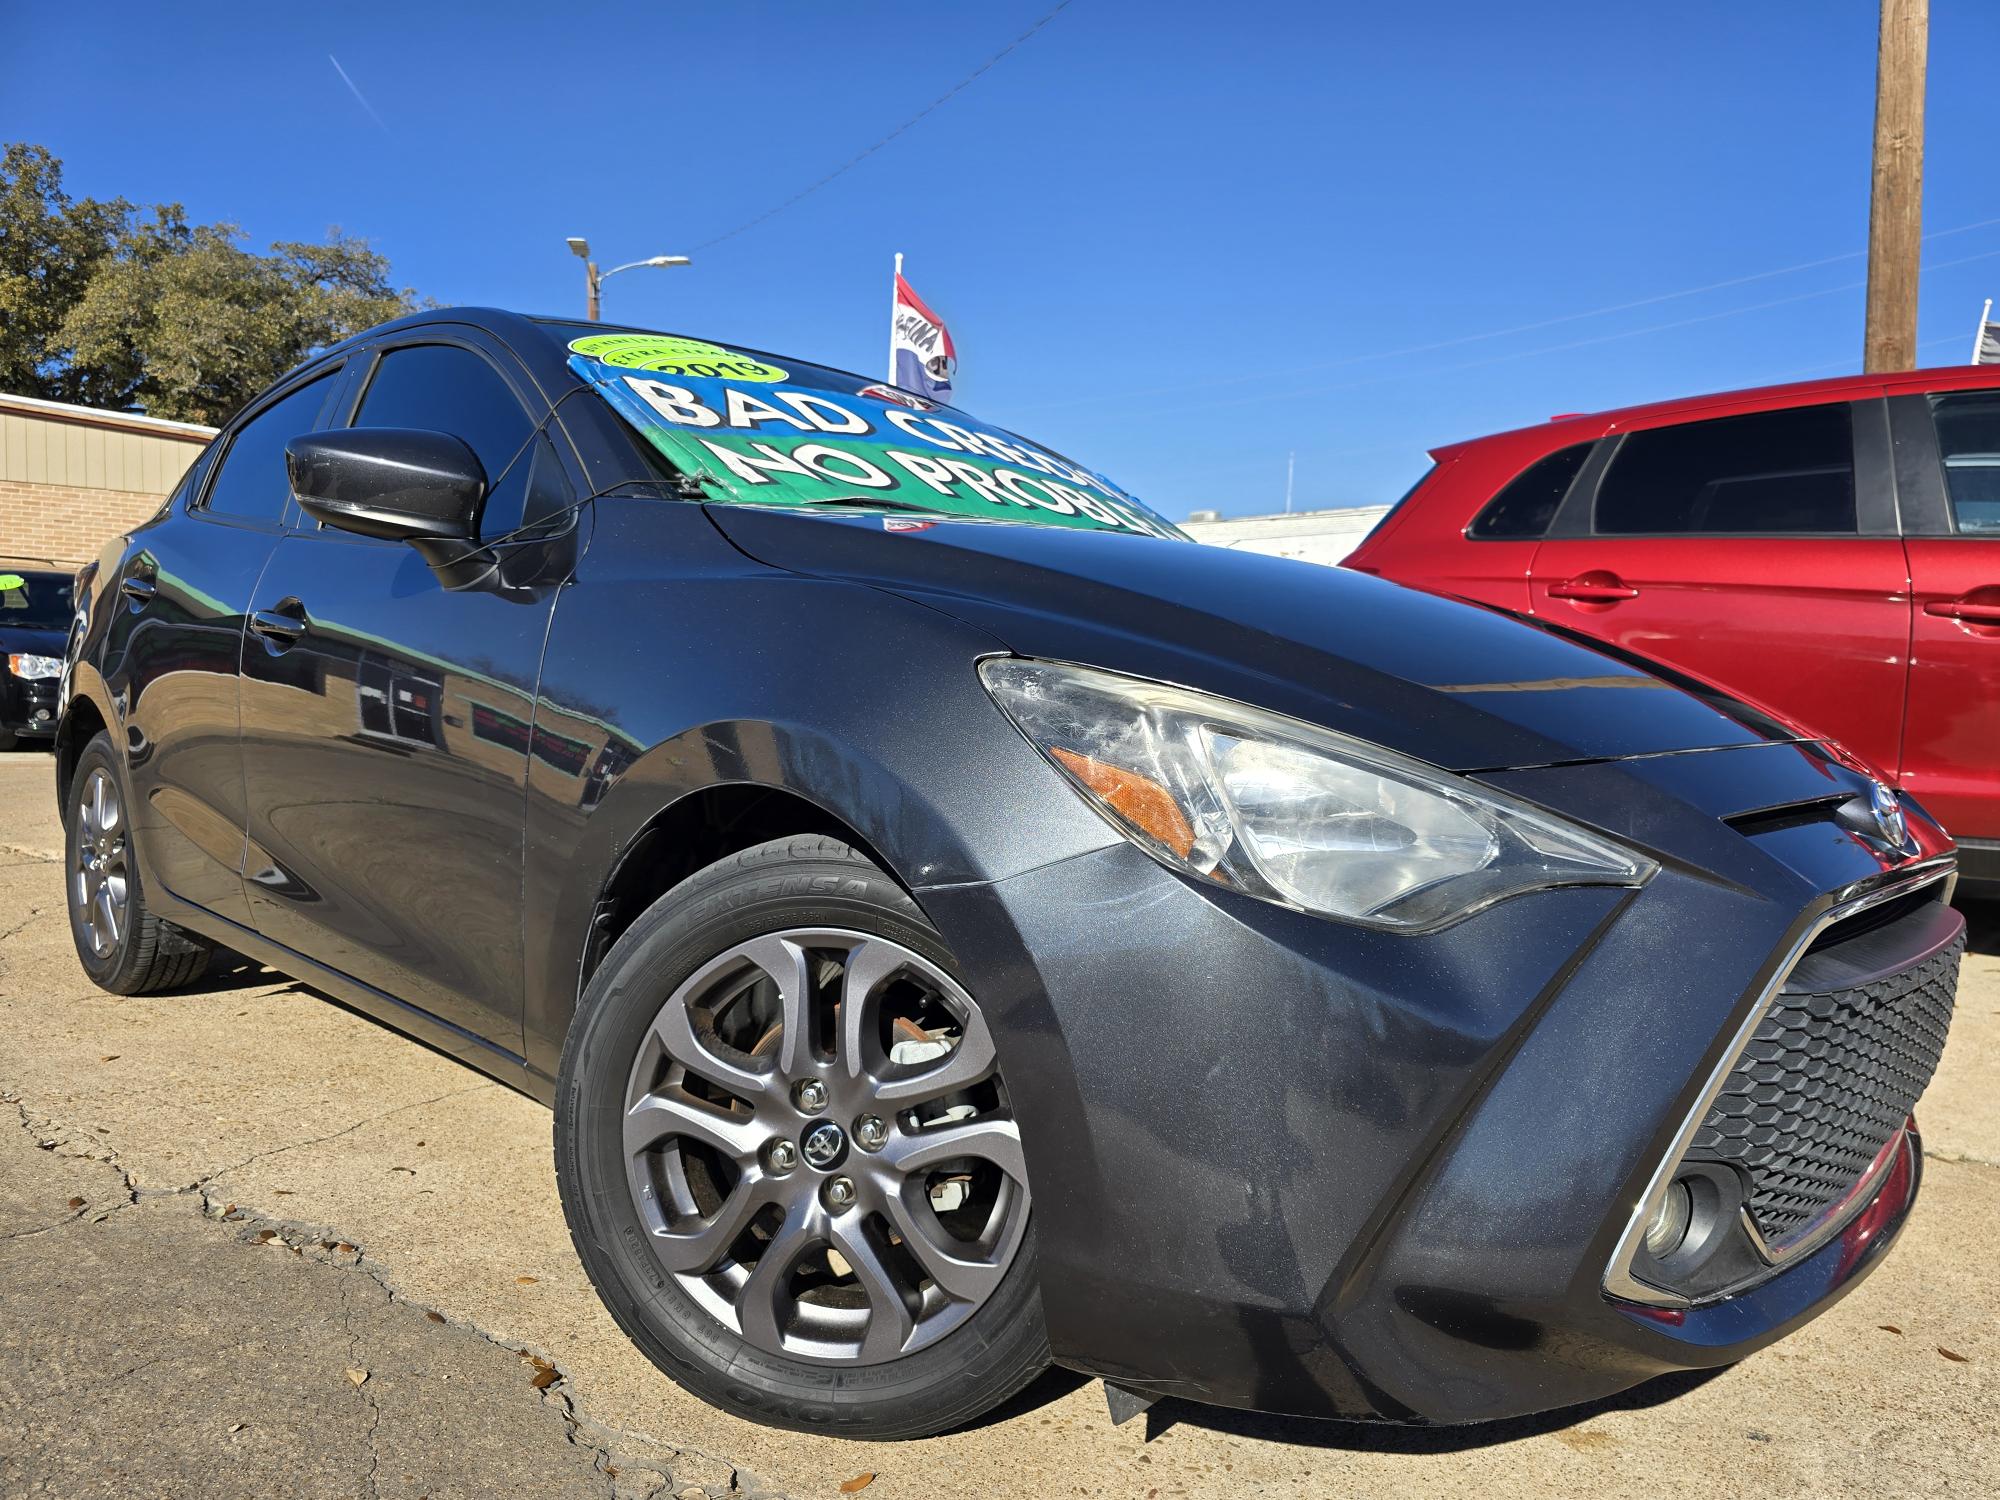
left=1956, top=897, right=2000, bottom=957
left=956, top=1366, right=1094, bottom=1432
left=1137, top=1365, right=1729, bottom=1449
left=195, top=950, right=293, bottom=992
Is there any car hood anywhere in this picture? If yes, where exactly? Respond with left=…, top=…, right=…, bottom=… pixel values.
left=0, top=623, right=65, bottom=658
left=705, top=507, right=1797, bottom=774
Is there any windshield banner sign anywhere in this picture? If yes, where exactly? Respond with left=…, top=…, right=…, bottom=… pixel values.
left=569, top=340, right=1179, bottom=539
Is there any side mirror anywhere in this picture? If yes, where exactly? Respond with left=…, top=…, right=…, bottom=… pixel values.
left=286, top=429, right=486, bottom=543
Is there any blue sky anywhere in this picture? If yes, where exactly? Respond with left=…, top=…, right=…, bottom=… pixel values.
left=7, top=2, right=1998, bottom=519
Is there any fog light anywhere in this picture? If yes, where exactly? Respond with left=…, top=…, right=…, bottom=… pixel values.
left=1643, top=1179, right=1694, bottom=1258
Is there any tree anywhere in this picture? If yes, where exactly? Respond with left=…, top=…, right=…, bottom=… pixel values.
left=0, top=144, right=130, bottom=405
left=1, top=143, right=421, bottom=425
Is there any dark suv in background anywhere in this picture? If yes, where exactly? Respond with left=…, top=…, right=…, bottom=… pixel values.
left=2, top=567, right=73, bottom=749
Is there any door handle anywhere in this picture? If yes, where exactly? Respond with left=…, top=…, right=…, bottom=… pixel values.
left=118, top=576, right=157, bottom=606
left=248, top=604, right=308, bottom=649
left=1547, top=575, right=1641, bottom=603
left=1925, top=598, right=2000, bottom=626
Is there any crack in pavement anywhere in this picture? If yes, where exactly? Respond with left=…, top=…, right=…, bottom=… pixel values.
left=193, top=1079, right=501, bottom=1196
left=0, top=1095, right=136, bottom=1241
left=1925, top=1146, right=2000, bottom=1170
left=0, top=906, right=48, bottom=943
left=2, top=1084, right=774, bottom=1500
left=339, top=1275, right=386, bottom=1500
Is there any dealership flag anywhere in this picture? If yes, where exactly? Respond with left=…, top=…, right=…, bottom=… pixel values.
left=889, top=253, right=956, bottom=401
left=1976, top=299, right=2000, bottom=365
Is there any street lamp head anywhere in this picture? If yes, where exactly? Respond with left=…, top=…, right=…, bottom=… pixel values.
left=566, top=236, right=591, bottom=259
left=647, top=255, right=693, bottom=268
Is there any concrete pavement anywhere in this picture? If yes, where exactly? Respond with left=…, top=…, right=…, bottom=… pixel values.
left=1, top=749, right=1994, bottom=1498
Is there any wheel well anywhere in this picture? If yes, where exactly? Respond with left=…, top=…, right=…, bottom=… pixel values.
left=55, top=697, right=108, bottom=823
left=579, top=784, right=899, bottom=998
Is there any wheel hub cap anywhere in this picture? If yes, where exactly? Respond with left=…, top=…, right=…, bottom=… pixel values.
left=621, top=928, right=1030, bottom=1366
left=71, top=768, right=129, bottom=961
left=801, top=1121, right=846, bottom=1169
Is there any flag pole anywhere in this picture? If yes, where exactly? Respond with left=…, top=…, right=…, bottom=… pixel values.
left=1973, top=298, right=1992, bottom=365
left=889, top=252, right=904, bottom=383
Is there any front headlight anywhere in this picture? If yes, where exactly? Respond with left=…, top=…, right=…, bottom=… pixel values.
left=6, top=654, right=62, bottom=681
left=980, top=658, right=1654, bottom=932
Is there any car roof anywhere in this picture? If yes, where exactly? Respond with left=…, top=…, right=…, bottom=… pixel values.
left=320, top=306, right=885, bottom=393
left=1430, top=362, right=2000, bottom=460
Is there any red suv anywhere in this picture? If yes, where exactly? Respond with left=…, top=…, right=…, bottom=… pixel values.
left=1345, top=366, right=2000, bottom=888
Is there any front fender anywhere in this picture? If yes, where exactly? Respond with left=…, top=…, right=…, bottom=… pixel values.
left=517, top=499, right=1121, bottom=1082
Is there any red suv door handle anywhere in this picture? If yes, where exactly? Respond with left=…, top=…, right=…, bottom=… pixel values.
left=1924, top=597, right=2000, bottom=626
left=1547, top=573, right=1641, bottom=603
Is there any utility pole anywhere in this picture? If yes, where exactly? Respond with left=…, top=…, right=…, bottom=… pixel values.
left=1863, top=0, right=1928, bottom=372
left=1285, top=451, right=1295, bottom=514
left=584, top=260, right=601, bottom=322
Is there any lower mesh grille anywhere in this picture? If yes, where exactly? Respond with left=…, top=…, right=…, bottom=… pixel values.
left=1687, top=928, right=1961, bottom=1246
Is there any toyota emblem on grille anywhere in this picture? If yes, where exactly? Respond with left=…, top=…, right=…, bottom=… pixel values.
left=1870, top=781, right=1909, bottom=850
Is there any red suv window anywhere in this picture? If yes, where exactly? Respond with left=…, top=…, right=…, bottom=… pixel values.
left=1468, top=441, right=1593, bottom=539
left=1594, top=406, right=1856, bottom=535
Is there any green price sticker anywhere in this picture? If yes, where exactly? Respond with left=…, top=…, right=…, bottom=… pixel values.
left=0, top=573, right=25, bottom=592
left=569, top=335, right=788, bottom=383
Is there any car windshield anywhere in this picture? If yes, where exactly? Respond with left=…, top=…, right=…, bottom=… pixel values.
left=0, top=571, right=74, bottom=629
left=553, top=325, right=1185, bottom=540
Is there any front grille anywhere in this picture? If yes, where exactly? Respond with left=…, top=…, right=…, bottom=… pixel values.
left=1687, top=923, right=1961, bottom=1246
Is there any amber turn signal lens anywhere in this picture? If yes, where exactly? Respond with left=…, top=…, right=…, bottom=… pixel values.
left=1050, top=747, right=1196, bottom=859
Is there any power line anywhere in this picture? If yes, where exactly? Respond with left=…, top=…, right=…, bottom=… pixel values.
left=691, top=2, right=1075, bottom=251
left=1216, top=322, right=1975, bottom=482
left=1023, top=211, right=2000, bottom=414
left=1175, top=243, right=2000, bottom=419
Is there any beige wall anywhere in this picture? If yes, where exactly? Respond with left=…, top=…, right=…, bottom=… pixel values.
left=1180, top=505, right=1392, bottom=568
left=0, top=395, right=214, bottom=570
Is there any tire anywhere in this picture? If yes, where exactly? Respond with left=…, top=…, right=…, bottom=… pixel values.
left=64, top=730, right=212, bottom=994
left=556, top=835, right=1049, bottom=1439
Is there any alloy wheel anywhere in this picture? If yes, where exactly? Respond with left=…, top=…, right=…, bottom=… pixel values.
left=73, top=768, right=129, bottom=960
left=622, top=928, right=1030, bottom=1364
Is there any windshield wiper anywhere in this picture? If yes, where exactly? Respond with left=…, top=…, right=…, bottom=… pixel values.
left=790, top=495, right=949, bottom=516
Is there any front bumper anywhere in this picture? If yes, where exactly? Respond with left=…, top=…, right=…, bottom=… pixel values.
left=1, top=669, right=59, bottom=739
left=917, top=742, right=1958, bottom=1424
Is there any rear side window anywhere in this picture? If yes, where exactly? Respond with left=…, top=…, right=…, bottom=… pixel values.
left=200, top=375, right=335, bottom=522
left=1929, top=391, right=2000, bottom=535
left=1468, top=442, right=1591, bottom=539
left=1595, top=405, right=1856, bottom=535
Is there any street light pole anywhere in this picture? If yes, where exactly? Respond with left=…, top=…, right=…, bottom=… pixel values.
left=567, top=237, right=690, bottom=322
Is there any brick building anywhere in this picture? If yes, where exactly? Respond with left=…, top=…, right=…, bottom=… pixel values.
left=0, top=393, right=215, bottom=572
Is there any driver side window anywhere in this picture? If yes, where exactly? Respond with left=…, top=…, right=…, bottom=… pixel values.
left=350, top=344, right=540, bottom=536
